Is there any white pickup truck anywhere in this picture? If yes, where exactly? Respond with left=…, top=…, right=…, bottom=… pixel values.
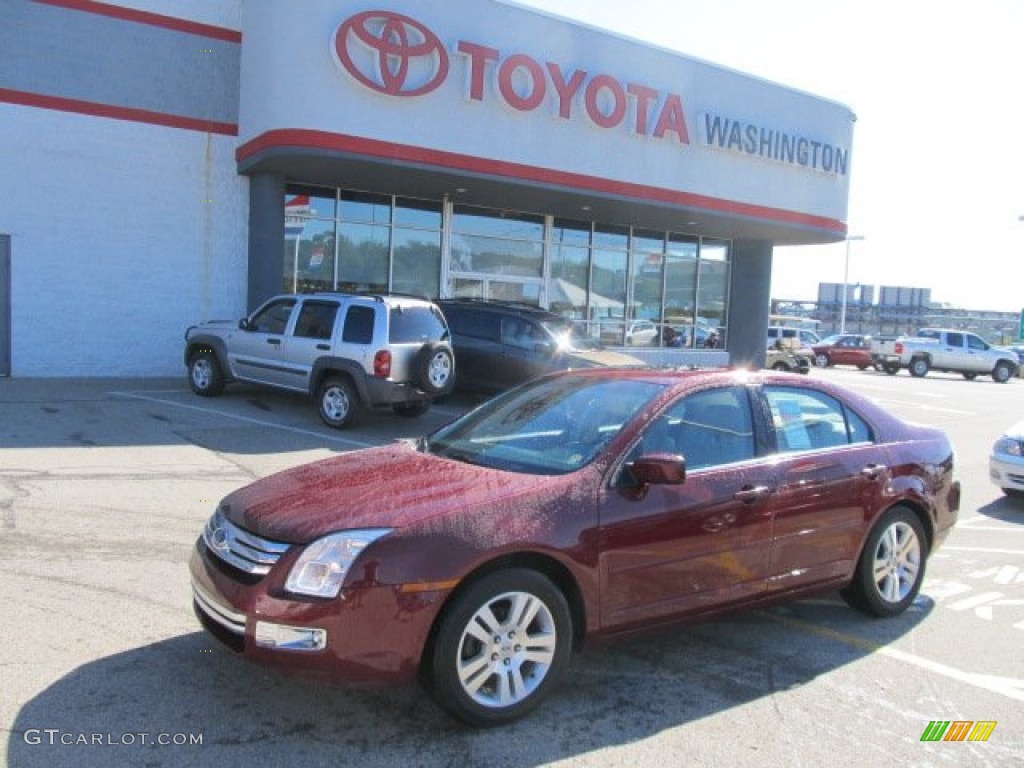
left=871, top=328, right=1019, bottom=382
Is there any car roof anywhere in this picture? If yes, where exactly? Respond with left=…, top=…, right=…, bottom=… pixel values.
left=436, top=298, right=566, bottom=322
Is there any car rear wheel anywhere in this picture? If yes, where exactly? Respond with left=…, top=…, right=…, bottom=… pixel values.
left=883, top=362, right=900, bottom=375
left=841, top=506, right=926, bottom=617
left=908, top=358, right=930, bottom=378
left=992, top=362, right=1013, bottom=383
left=317, top=377, right=361, bottom=429
left=188, top=351, right=224, bottom=397
left=417, top=344, right=455, bottom=397
left=814, top=353, right=830, bottom=367
left=429, top=568, right=572, bottom=727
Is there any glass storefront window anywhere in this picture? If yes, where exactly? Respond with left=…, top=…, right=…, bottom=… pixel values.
left=631, top=229, right=665, bottom=346
left=549, top=220, right=591, bottom=321
left=340, top=190, right=391, bottom=225
left=698, top=239, right=730, bottom=344
left=395, top=197, right=442, bottom=229
left=393, top=228, right=441, bottom=298
left=591, top=246, right=628, bottom=345
left=287, top=218, right=336, bottom=294
left=286, top=186, right=336, bottom=220
left=337, top=222, right=388, bottom=294
left=452, top=206, right=544, bottom=240
left=665, top=235, right=699, bottom=347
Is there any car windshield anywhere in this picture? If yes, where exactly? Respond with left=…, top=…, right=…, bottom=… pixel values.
left=541, top=319, right=604, bottom=350
left=424, top=376, right=665, bottom=474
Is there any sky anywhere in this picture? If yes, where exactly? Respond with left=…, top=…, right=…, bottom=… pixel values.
left=516, top=0, right=1024, bottom=313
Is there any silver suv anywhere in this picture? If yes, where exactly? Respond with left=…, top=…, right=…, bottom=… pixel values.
left=184, top=293, right=455, bottom=428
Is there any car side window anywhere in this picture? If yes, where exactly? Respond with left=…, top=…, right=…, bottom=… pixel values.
left=967, top=334, right=986, bottom=351
left=293, top=301, right=338, bottom=340
left=636, top=386, right=755, bottom=471
left=342, top=305, right=375, bottom=344
left=249, top=299, right=296, bottom=334
left=764, top=386, right=873, bottom=453
left=946, top=332, right=963, bottom=347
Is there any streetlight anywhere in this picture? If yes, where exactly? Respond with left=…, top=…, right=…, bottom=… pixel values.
left=840, top=235, right=865, bottom=334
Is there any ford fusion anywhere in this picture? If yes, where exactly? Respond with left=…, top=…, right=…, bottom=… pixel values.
left=190, top=368, right=960, bottom=726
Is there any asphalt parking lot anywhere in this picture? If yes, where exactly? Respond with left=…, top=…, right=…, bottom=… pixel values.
left=1, top=367, right=1022, bottom=767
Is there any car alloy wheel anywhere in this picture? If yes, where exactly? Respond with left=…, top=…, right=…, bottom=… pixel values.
left=429, top=569, right=571, bottom=726
left=841, top=507, right=926, bottom=617
left=188, top=352, right=224, bottom=396
left=317, top=377, right=360, bottom=429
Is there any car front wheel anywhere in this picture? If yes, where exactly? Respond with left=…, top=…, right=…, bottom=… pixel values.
left=188, top=351, right=224, bottom=396
left=429, top=569, right=572, bottom=727
left=842, top=506, right=926, bottom=617
left=814, top=353, right=830, bottom=367
left=992, top=362, right=1013, bottom=383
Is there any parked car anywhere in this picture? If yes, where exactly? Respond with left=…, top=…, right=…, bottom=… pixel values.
left=767, top=326, right=821, bottom=348
left=436, top=299, right=641, bottom=393
left=811, top=334, right=874, bottom=369
left=765, top=346, right=811, bottom=374
left=990, top=419, right=1024, bottom=497
left=624, top=319, right=659, bottom=346
left=184, top=293, right=454, bottom=428
left=190, top=367, right=960, bottom=726
left=870, top=328, right=1018, bottom=381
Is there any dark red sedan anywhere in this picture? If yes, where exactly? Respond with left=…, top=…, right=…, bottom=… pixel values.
left=811, top=333, right=875, bottom=369
left=190, top=368, right=959, bottom=726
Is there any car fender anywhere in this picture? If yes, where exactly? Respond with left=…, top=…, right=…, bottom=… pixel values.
left=184, top=334, right=231, bottom=376
left=309, top=357, right=371, bottom=401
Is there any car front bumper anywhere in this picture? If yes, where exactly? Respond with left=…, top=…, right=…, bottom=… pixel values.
left=990, top=452, right=1024, bottom=494
left=188, top=539, right=448, bottom=682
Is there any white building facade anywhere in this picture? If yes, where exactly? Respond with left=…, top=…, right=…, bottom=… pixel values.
left=0, top=0, right=855, bottom=376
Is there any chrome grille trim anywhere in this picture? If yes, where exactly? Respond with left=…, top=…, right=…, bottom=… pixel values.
left=203, top=510, right=290, bottom=576
left=192, top=581, right=246, bottom=636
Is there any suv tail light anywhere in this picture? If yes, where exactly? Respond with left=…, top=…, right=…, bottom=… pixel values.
left=894, top=342, right=904, bottom=354
left=373, top=350, right=392, bottom=378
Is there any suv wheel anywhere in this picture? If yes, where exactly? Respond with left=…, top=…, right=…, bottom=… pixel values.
left=188, top=351, right=224, bottom=397
left=908, top=357, right=930, bottom=378
left=417, top=344, right=455, bottom=396
left=992, top=362, right=1013, bottom=383
left=317, top=377, right=361, bottom=429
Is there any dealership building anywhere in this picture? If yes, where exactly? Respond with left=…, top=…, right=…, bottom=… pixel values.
left=0, top=0, right=854, bottom=377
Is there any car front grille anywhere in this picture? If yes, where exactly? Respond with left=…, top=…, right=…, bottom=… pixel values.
left=202, top=509, right=290, bottom=576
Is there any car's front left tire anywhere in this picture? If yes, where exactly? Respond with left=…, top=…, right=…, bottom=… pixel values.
left=842, top=506, right=926, bottom=617
left=188, top=351, right=224, bottom=397
left=428, top=568, right=572, bottom=727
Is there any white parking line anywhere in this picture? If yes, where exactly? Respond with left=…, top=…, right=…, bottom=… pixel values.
left=766, top=611, right=1024, bottom=702
left=110, top=391, right=377, bottom=448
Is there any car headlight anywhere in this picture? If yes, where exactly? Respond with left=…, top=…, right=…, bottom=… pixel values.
left=285, top=529, right=392, bottom=599
left=993, top=437, right=1023, bottom=457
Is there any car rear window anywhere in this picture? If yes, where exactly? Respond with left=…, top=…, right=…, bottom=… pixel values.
left=389, top=305, right=448, bottom=343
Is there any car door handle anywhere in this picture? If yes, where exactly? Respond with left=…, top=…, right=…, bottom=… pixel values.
left=861, top=464, right=887, bottom=480
left=734, top=485, right=772, bottom=503
left=267, top=338, right=281, bottom=346
left=316, top=343, right=330, bottom=351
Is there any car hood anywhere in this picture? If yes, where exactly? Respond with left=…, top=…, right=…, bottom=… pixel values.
left=562, top=348, right=643, bottom=367
left=188, top=319, right=237, bottom=334
left=221, top=442, right=562, bottom=543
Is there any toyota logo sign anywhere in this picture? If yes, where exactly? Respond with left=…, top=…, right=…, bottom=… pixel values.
left=333, top=11, right=449, bottom=97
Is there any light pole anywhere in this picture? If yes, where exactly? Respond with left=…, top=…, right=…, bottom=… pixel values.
left=840, top=235, right=865, bottom=334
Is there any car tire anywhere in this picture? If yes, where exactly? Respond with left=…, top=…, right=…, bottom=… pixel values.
left=392, top=401, right=431, bottom=418
left=188, top=351, right=225, bottom=397
left=992, top=362, right=1013, bottom=383
left=417, top=344, right=455, bottom=397
left=317, top=376, right=361, bottom=429
left=962, top=372, right=977, bottom=381
left=883, top=362, right=900, bottom=375
left=841, top=506, right=926, bottom=618
left=428, top=568, right=572, bottom=727
left=908, top=357, right=930, bottom=378
left=814, top=353, right=830, bottom=367
left=857, top=364, right=869, bottom=371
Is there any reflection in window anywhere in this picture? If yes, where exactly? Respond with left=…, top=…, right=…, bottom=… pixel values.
left=764, top=386, right=873, bottom=452
left=665, top=235, right=698, bottom=347
left=337, top=222, right=388, bottom=294
left=393, top=228, right=441, bottom=298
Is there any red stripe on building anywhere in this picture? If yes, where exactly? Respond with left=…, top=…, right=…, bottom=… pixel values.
left=237, top=128, right=847, bottom=235
left=0, top=88, right=238, bottom=135
left=32, top=0, right=242, bottom=42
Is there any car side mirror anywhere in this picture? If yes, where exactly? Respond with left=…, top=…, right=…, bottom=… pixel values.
left=628, top=454, right=687, bottom=485
left=239, top=318, right=251, bottom=331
